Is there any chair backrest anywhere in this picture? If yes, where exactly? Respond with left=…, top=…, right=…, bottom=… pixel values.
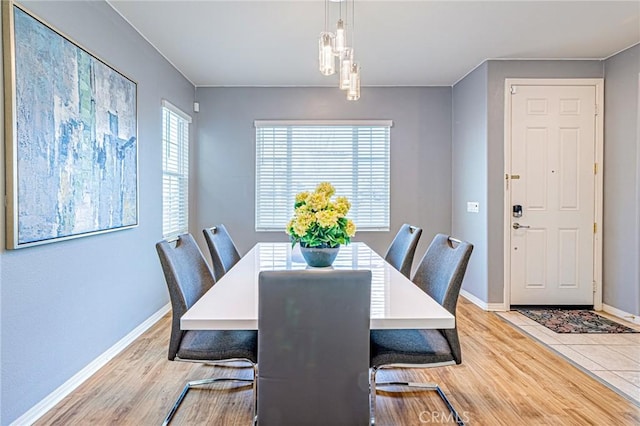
left=203, top=224, right=241, bottom=282
left=412, top=234, right=473, bottom=364
left=156, top=233, right=215, bottom=360
left=384, top=224, right=423, bottom=278
left=258, top=270, right=372, bottom=426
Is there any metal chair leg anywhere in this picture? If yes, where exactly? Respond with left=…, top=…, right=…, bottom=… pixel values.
left=162, top=377, right=253, bottom=426
left=370, top=368, right=377, bottom=425
left=433, top=385, right=465, bottom=426
left=371, top=369, right=465, bottom=426
left=252, top=364, right=258, bottom=426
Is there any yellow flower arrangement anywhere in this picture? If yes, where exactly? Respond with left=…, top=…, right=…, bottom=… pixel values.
left=286, top=182, right=356, bottom=248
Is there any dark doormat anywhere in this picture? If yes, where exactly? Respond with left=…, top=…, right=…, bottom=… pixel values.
left=517, top=309, right=639, bottom=334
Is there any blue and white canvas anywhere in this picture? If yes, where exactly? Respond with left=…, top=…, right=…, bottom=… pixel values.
left=12, top=6, right=137, bottom=246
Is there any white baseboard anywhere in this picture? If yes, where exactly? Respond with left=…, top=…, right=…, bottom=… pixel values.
left=10, top=303, right=171, bottom=426
left=460, top=289, right=506, bottom=311
left=602, top=303, right=640, bottom=325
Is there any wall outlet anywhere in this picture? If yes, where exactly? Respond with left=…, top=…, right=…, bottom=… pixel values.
left=467, top=202, right=479, bottom=213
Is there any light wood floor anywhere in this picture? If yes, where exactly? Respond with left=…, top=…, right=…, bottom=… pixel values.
left=37, top=298, right=640, bottom=425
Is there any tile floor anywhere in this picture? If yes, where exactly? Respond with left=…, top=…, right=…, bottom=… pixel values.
left=497, top=310, right=640, bottom=406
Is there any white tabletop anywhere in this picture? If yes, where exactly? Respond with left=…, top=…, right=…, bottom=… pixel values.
left=181, top=242, right=455, bottom=330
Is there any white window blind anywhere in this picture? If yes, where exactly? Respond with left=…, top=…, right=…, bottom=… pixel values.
left=255, top=120, right=391, bottom=231
left=162, top=101, right=191, bottom=239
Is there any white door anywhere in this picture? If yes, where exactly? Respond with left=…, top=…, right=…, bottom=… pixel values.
left=509, top=84, right=596, bottom=305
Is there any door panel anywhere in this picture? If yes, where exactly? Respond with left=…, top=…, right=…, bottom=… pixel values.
left=558, top=228, right=578, bottom=287
left=525, top=128, right=548, bottom=209
left=510, top=85, right=595, bottom=305
left=559, top=128, right=579, bottom=209
left=524, top=229, right=546, bottom=288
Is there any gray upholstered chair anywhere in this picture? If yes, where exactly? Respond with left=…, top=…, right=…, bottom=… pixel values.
left=203, top=224, right=242, bottom=281
left=156, top=233, right=257, bottom=425
left=384, top=224, right=423, bottom=278
left=257, top=270, right=372, bottom=426
left=370, top=234, right=473, bottom=426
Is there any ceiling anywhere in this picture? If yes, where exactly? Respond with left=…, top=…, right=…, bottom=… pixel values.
left=107, top=1, right=640, bottom=87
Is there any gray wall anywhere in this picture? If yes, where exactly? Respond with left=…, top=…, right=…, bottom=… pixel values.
left=452, top=63, right=489, bottom=301
left=603, top=44, right=640, bottom=315
left=0, top=1, right=193, bottom=423
left=193, top=87, right=452, bottom=264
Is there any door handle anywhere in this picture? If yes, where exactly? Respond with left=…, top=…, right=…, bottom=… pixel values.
left=512, top=223, right=530, bottom=230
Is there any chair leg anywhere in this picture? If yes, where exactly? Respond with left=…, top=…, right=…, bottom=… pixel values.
left=434, top=385, right=465, bottom=426
left=162, top=377, right=253, bottom=426
left=369, top=367, right=380, bottom=425
left=252, top=364, right=258, bottom=426
left=376, top=380, right=437, bottom=389
left=372, top=375, right=465, bottom=426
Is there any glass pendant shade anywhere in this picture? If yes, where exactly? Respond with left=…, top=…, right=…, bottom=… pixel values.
left=334, top=19, right=346, bottom=54
left=347, top=63, right=360, bottom=101
left=339, top=48, right=353, bottom=90
left=318, top=32, right=336, bottom=76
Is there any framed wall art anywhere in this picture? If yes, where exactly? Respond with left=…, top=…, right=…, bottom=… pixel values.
left=3, top=1, right=138, bottom=249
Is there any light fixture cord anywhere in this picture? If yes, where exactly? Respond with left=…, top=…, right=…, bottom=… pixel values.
left=324, top=0, right=328, bottom=31
left=351, top=0, right=355, bottom=50
left=344, top=0, right=348, bottom=38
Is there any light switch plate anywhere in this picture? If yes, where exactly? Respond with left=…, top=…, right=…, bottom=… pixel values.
left=467, top=202, right=479, bottom=213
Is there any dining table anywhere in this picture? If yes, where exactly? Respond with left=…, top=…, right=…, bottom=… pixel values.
left=181, top=241, right=455, bottom=331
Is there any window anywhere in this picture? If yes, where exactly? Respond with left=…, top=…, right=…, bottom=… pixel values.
left=255, top=120, right=391, bottom=231
left=162, top=101, right=191, bottom=239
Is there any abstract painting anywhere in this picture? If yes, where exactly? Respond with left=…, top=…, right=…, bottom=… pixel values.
left=3, top=2, right=138, bottom=248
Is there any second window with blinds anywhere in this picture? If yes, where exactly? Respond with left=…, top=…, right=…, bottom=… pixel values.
left=255, top=120, right=391, bottom=232
left=162, top=101, right=191, bottom=240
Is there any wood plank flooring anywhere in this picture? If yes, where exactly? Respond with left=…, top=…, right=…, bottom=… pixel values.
left=36, top=298, right=640, bottom=425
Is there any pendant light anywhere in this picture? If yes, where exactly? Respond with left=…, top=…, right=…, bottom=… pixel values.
left=319, top=32, right=336, bottom=76
left=318, top=0, right=335, bottom=75
left=334, top=19, right=346, bottom=54
left=339, top=48, right=353, bottom=90
left=347, top=63, right=360, bottom=101
left=345, top=0, right=360, bottom=100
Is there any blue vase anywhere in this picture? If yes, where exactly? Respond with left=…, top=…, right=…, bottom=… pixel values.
left=299, top=244, right=340, bottom=268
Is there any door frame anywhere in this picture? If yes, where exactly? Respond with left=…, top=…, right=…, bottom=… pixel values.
left=503, top=78, right=604, bottom=311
